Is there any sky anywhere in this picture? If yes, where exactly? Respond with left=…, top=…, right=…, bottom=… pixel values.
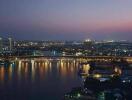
left=0, top=0, right=132, bottom=40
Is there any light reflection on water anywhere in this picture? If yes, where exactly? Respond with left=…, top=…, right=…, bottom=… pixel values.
left=0, top=58, right=82, bottom=100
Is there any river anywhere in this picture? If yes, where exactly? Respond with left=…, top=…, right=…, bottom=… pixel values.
left=0, top=58, right=82, bottom=100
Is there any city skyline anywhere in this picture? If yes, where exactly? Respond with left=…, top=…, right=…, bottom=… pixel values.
left=0, top=0, right=132, bottom=40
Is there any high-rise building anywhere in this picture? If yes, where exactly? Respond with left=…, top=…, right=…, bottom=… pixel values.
left=0, top=37, right=2, bottom=52
left=8, top=37, right=13, bottom=51
left=1, top=37, right=14, bottom=51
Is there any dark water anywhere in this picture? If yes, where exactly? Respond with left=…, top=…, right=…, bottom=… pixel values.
left=0, top=58, right=82, bottom=100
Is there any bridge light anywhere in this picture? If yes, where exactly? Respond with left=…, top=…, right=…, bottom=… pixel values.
left=94, top=74, right=101, bottom=78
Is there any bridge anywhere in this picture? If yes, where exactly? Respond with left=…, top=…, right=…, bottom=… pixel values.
left=1, top=55, right=132, bottom=63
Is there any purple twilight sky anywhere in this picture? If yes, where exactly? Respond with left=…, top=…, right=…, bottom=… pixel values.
left=0, top=0, right=132, bottom=40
